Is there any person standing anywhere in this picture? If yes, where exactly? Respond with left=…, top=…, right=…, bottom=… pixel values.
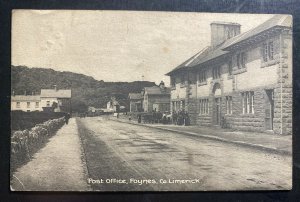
left=65, top=113, right=71, bottom=125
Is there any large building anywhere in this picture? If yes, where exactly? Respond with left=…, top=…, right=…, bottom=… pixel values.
left=128, top=81, right=171, bottom=113
left=166, top=15, right=292, bottom=135
left=128, top=93, right=143, bottom=112
left=11, top=87, right=72, bottom=113
left=142, top=81, right=171, bottom=112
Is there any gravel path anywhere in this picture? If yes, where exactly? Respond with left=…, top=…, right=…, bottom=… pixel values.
left=10, top=118, right=91, bottom=191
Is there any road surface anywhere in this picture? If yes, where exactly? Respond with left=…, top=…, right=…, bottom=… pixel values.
left=77, top=117, right=292, bottom=191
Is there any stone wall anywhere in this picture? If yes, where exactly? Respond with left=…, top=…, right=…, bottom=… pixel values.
left=224, top=88, right=266, bottom=132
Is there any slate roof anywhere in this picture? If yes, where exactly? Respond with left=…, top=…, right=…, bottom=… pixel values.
left=223, top=14, right=292, bottom=50
left=11, top=95, right=41, bottom=101
left=166, top=15, right=292, bottom=76
left=144, top=86, right=171, bottom=95
left=40, top=89, right=72, bottom=98
left=128, top=93, right=143, bottom=100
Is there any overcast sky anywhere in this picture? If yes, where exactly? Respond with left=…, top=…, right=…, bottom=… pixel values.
left=12, top=10, right=273, bottom=86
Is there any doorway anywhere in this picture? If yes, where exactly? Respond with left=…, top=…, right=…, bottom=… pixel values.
left=214, top=97, right=222, bottom=125
left=265, top=89, right=274, bottom=130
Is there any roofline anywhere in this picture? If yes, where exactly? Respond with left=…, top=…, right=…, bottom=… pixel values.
left=210, top=21, right=241, bottom=26
left=223, top=25, right=290, bottom=51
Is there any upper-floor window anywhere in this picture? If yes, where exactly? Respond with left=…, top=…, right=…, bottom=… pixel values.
left=263, top=41, right=274, bottom=62
left=180, top=74, right=185, bottom=84
left=46, top=101, right=50, bottom=107
left=27, top=102, right=30, bottom=108
left=212, top=66, right=221, bottom=79
left=237, top=52, right=246, bottom=68
left=171, top=77, right=176, bottom=87
left=198, top=70, right=206, bottom=83
left=16, top=102, right=20, bottom=108
left=228, top=59, right=233, bottom=76
left=189, top=73, right=197, bottom=84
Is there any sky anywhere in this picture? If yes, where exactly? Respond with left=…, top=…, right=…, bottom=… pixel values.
left=12, top=10, right=273, bottom=86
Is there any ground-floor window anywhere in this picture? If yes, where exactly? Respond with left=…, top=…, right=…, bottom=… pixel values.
left=16, top=102, right=20, bottom=108
left=199, top=99, right=209, bottom=115
left=172, top=100, right=185, bottom=112
left=242, top=91, right=254, bottom=114
left=35, top=102, right=39, bottom=108
left=46, top=101, right=50, bottom=107
left=226, top=96, right=232, bottom=114
left=27, top=102, right=30, bottom=108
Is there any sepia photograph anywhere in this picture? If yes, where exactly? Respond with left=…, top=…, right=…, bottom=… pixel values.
left=10, top=10, right=292, bottom=191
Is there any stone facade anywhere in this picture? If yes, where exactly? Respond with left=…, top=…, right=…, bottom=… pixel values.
left=167, top=15, right=292, bottom=135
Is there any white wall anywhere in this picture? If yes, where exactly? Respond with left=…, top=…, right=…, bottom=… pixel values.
left=11, top=101, right=42, bottom=111
left=40, top=98, right=58, bottom=108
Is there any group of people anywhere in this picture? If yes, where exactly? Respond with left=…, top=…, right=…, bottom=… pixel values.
left=136, top=109, right=190, bottom=126
left=171, top=110, right=190, bottom=126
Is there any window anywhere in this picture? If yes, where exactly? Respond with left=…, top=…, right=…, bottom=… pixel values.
left=16, top=102, right=20, bottom=108
left=180, top=74, right=185, bottom=85
left=212, top=66, right=221, bottom=79
left=242, top=91, right=254, bottom=114
left=263, top=41, right=274, bottom=62
left=189, top=73, right=197, bottom=84
left=47, top=101, right=50, bottom=107
left=35, top=102, right=39, bottom=108
left=198, top=70, right=206, bottom=83
left=171, top=77, right=176, bottom=87
left=228, top=59, right=233, bottom=76
left=268, top=41, right=274, bottom=60
left=237, top=52, right=246, bottom=68
left=27, top=102, right=30, bottom=108
left=199, top=99, right=209, bottom=115
left=226, top=96, right=232, bottom=114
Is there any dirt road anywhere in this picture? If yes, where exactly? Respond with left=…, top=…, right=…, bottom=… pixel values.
left=77, top=117, right=292, bottom=191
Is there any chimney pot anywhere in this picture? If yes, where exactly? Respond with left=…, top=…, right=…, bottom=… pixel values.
left=210, top=22, right=241, bottom=48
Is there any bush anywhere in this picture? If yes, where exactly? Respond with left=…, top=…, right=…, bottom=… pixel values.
left=11, top=117, right=65, bottom=172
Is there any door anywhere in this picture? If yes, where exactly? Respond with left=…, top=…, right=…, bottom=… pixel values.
left=265, top=89, right=274, bottom=130
left=214, top=97, right=222, bottom=125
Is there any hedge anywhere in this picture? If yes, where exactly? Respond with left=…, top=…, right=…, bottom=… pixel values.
left=11, top=117, right=65, bottom=172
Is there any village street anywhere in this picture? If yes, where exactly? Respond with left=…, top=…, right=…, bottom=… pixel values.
left=77, top=116, right=291, bottom=191
left=11, top=116, right=291, bottom=191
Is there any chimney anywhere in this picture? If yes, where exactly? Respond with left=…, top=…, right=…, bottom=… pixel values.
left=210, top=22, right=241, bottom=48
left=159, top=81, right=165, bottom=90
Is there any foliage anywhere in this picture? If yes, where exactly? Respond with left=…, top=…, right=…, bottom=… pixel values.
left=11, top=111, right=67, bottom=131
left=11, top=65, right=156, bottom=112
left=11, top=117, right=66, bottom=173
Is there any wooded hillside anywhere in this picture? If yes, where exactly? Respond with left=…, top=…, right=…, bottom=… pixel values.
left=11, top=66, right=156, bottom=112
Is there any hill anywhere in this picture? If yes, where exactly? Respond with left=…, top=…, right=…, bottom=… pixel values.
left=11, top=65, right=156, bottom=112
